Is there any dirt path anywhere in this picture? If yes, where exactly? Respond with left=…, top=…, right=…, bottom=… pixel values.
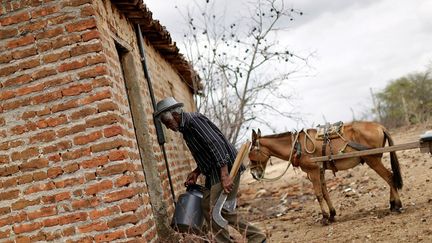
left=237, top=124, right=432, bottom=242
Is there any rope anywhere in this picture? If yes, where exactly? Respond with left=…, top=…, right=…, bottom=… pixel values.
left=255, top=132, right=300, bottom=182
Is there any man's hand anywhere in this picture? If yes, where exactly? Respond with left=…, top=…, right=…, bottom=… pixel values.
left=184, top=169, right=200, bottom=187
left=220, top=165, right=233, bottom=194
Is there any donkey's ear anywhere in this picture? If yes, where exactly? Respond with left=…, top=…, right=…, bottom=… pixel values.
left=257, top=128, right=261, bottom=137
left=252, top=129, right=257, bottom=139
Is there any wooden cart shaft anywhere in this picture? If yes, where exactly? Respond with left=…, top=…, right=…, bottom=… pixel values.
left=311, top=140, right=430, bottom=163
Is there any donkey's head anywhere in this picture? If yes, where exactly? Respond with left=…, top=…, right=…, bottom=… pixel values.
left=249, top=129, right=271, bottom=180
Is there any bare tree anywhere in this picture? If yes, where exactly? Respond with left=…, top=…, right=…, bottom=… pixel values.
left=179, top=0, right=309, bottom=145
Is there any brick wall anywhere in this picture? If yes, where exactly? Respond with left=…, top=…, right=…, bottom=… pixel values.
left=0, top=0, right=197, bottom=242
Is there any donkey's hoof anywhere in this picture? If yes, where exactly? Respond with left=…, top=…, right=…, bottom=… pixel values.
left=390, top=200, right=403, bottom=213
left=321, top=218, right=330, bottom=226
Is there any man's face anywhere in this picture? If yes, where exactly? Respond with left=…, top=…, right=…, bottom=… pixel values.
left=160, top=111, right=179, bottom=132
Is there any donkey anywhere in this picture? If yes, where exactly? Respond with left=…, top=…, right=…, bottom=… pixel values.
left=248, top=121, right=403, bottom=225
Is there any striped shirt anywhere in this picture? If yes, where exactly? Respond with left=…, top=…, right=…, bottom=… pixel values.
left=179, top=112, right=245, bottom=188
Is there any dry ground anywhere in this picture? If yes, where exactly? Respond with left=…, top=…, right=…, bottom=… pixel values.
left=235, top=124, right=432, bottom=242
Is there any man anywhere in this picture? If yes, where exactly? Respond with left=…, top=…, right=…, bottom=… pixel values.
left=154, top=97, right=266, bottom=243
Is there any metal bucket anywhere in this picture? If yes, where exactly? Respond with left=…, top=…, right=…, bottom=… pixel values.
left=171, top=184, right=205, bottom=234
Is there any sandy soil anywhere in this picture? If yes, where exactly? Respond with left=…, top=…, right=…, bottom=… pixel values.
left=236, top=124, right=432, bottom=243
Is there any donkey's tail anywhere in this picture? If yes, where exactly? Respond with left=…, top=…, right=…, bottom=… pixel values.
left=383, top=127, right=403, bottom=189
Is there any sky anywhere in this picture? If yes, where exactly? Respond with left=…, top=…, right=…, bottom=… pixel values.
left=144, top=0, right=432, bottom=131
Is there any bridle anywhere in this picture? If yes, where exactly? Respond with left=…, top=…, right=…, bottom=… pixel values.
left=250, top=132, right=301, bottom=182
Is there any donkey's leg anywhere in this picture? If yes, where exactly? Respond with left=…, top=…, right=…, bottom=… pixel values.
left=320, top=168, right=336, bottom=222
left=364, top=156, right=402, bottom=212
left=309, top=170, right=330, bottom=225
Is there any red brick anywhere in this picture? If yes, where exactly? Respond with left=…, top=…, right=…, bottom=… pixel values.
left=2, top=177, right=17, bottom=188
left=47, top=14, right=75, bottom=26
left=29, top=130, right=56, bottom=144
left=107, top=214, right=139, bottom=228
left=3, top=74, right=32, bottom=87
left=43, top=50, right=70, bottom=63
left=119, top=199, right=140, bottom=212
left=86, top=113, right=120, bottom=128
left=62, top=0, right=92, bottom=7
left=85, top=180, right=113, bottom=195
left=108, top=150, right=128, bottom=161
left=0, top=190, right=20, bottom=201
left=91, top=139, right=128, bottom=153
left=63, top=163, right=79, bottom=173
left=81, top=89, right=112, bottom=104
left=11, top=198, right=40, bottom=210
left=94, top=230, right=125, bottom=242
left=31, top=67, right=57, bottom=80
left=103, top=188, right=138, bottom=203
left=52, top=34, right=81, bottom=49
left=126, top=224, right=148, bottom=238
left=61, top=147, right=91, bottom=161
left=58, top=60, right=86, bottom=72
left=80, top=156, right=108, bottom=169
left=0, top=64, right=19, bottom=77
left=36, top=26, right=64, bottom=40
left=54, top=177, right=85, bottom=188
left=71, top=197, right=99, bottom=210
left=11, top=147, right=39, bottom=161
left=0, top=165, right=19, bottom=177
left=73, top=131, right=102, bottom=145
left=24, top=182, right=56, bottom=195
left=42, top=141, right=72, bottom=154
left=77, top=221, right=108, bottom=233
left=17, top=58, right=40, bottom=70
left=0, top=52, right=12, bottom=64
left=20, top=158, right=49, bottom=172
left=0, top=155, right=9, bottom=164
left=0, top=90, right=15, bottom=101
left=86, top=54, right=106, bottom=65
left=13, top=222, right=42, bottom=234
left=31, top=5, right=59, bottom=18
left=36, top=41, right=52, bottom=52
left=31, top=91, right=62, bottom=105
left=0, top=229, right=10, bottom=239
left=41, top=192, right=70, bottom=204
left=27, top=206, right=57, bottom=220
left=82, top=29, right=100, bottom=41
left=115, top=175, right=135, bottom=188
left=80, top=4, right=95, bottom=17
left=7, top=35, right=35, bottom=48
left=78, top=65, right=108, bottom=79
left=0, top=207, right=11, bottom=216
left=17, top=174, right=33, bottom=184
left=65, top=18, right=96, bottom=32
left=43, top=212, right=87, bottom=227
left=37, top=115, right=68, bottom=128
left=70, top=107, right=97, bottom=120
left=71, top=42, right=102, bottom=56
left=12, top=46, right=37, bottom=59
left=33, top=171, right=48, bottom=181
left=62, top=227, right=75, bottom=237
left=19, top=19, right=47, bottom=33
left=0, top=28, right=18, bottom=40
left=51, top=99, right=79, bottom=113
left=0, top=11, right=30, bottom=26
left=16, top=83, right=44, bottom=96
left=47, top=167, right=63, bottom=179
left=62, top=83, right=92, bottom=96
left=56, top=123, right=85, bottom=137
left=0, top=212, right=26, bottom=228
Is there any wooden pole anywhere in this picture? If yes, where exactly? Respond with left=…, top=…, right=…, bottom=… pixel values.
left=311, top=141, right=420, bottom=163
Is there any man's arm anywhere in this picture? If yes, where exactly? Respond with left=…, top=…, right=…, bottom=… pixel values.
left=184, top=167, right=201, bottom=187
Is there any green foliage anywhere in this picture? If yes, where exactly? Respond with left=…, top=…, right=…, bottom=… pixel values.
left=374, top=71, right=432, bottom=127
